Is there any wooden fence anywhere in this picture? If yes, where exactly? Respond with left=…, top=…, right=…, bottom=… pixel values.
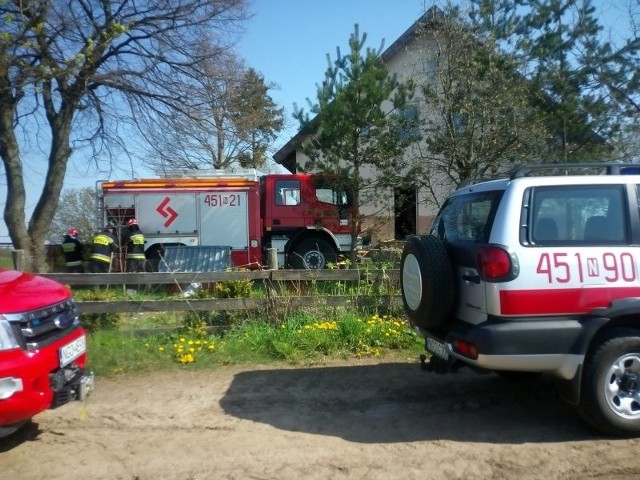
left=41, top=270, right=402, bottom=314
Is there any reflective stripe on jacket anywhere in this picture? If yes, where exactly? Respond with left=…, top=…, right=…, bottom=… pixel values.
left=126, top=232, right=146, bottom=260
left=90, top=232, right=117, bottom=263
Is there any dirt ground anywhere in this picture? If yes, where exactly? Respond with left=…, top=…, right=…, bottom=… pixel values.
left=1, top=357, right=640, bottom=480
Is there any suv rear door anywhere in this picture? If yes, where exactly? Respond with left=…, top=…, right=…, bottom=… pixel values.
left=430, top=189, right=503, bottom=324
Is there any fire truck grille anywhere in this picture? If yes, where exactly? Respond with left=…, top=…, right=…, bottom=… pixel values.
left=9, top=299, right=81, bottom=350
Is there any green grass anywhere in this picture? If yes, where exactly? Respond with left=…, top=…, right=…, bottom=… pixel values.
left=77, top=269, right=422, bottom=377
left=0, top=249, right=14, bottom=269
left=86, top=309, right=424, bottom=377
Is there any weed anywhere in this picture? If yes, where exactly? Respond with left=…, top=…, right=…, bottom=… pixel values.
left=75, top=288, right=121, bottom=332
left=87, top=310, right=422, bottom=376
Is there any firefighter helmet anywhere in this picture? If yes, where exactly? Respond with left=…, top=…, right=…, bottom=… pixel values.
left=127, top=218, right=138, bottom=227
left=68, top=228, right=78, bottom=237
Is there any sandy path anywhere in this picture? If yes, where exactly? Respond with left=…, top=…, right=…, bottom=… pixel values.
left=1, top=358, right=639, bottom=479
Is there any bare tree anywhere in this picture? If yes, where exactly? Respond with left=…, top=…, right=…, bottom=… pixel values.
left=144, top=47, right=284, bottom=172
left=412, top=5, right=549, bottom=203
left=0, top=0, right=248, bottom=271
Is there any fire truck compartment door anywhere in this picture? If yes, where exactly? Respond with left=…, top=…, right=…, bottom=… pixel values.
left=137, top=194, right=197, bottom=233
left=199, top=191, right=249, bottom=249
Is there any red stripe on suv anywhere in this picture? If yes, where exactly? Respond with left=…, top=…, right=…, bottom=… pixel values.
left=499, top=287, right=640, bottom=315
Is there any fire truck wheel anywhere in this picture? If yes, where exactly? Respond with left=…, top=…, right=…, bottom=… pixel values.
left=290, top=238, right=337, bottom=269
left=400, top=235, right=454, bottom=329
left=578, top=328, right=640, bottom=437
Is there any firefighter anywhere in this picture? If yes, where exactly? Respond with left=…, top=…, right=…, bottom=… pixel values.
left=61, top=228, right=84, bottom=273
left=89, top=226, right=119, bottom=273
left=124, top=218, right=146, bottom=272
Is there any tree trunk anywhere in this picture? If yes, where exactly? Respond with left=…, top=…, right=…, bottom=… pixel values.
left=0, top=103, right=73, bottom=272
left=0, top=98, right=31, bottom=269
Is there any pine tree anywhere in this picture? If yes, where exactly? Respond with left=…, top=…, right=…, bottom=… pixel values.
left=475, top=0, right=637, bottom=162
left=232, top=69, right=285, bottom=169
left=294, top=25, right=416, bottom=263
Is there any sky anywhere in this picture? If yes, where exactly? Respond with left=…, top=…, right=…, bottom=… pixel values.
left=236, top=0, right=429, bottom=147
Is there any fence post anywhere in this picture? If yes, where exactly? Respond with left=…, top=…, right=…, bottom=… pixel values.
left=267, top=248, right=278, bottom=270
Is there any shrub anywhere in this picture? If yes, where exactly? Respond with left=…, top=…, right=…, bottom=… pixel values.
left=74, top=288, right=121, bottom=332
left=181, top=278, right=254, bottom=332
left=212, top=278, right=253, bottom=298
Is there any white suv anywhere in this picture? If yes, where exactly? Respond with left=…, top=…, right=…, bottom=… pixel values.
left=401, top=163, right=640, bottom=436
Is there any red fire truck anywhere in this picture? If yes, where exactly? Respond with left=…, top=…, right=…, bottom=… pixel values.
left=99, top=171, right=358, bottom=269
left=0, top=269, right=93, bottom=437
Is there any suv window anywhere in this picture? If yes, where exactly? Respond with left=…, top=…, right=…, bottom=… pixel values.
left=528, top=185, right=626, bottom=244
left=431, top=190, right=502, bottom=243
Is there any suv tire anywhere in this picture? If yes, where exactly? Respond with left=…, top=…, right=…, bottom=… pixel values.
left=400, top=235, right=454, bottom=329
left=578, top=328, right=640, bottom=437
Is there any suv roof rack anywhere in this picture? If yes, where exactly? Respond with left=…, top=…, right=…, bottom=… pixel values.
left=456, top=177, right=504, bottom=189
left=511, top=163, right=640, bottom=179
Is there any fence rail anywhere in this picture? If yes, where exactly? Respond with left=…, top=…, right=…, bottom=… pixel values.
left=40, top=269, right=402, bottom=314
left=41, top=269, right=392, bottom=285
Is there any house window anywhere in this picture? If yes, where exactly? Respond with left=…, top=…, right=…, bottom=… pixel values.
left=422, top=57, right=437, bottom=79
left=452, top=113, right=467, bottom=134
left=397, top=105, right=421, bottom=142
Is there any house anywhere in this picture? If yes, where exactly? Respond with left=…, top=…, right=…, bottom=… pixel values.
left=273, top=8, right=448, bottom=245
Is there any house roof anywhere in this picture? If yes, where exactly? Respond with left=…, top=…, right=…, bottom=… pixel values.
left=272, top=7, right=441, bottom=171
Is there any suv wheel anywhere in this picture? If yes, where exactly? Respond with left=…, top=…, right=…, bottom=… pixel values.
left=400, top=235, right=454, bottom=329
left=578, top=329, right=640, bottom=436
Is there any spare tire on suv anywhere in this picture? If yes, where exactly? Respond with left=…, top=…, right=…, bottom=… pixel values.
left=400, top=235, right=454, bottom=329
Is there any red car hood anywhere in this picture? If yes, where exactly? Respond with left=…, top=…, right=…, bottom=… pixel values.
left=0, top=269, right=71, bottom=314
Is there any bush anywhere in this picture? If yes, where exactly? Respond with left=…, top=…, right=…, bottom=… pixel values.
left=74, top=288, right=121, bottom=332
left=181, top=278, right=254, bottom=332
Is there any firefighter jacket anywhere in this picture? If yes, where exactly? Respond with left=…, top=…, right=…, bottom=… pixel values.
left=89, top=231, right=119, bottom=264
left=61, top=235, right=83, bottom=267
left=126, top=231, right=146, bottom=260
